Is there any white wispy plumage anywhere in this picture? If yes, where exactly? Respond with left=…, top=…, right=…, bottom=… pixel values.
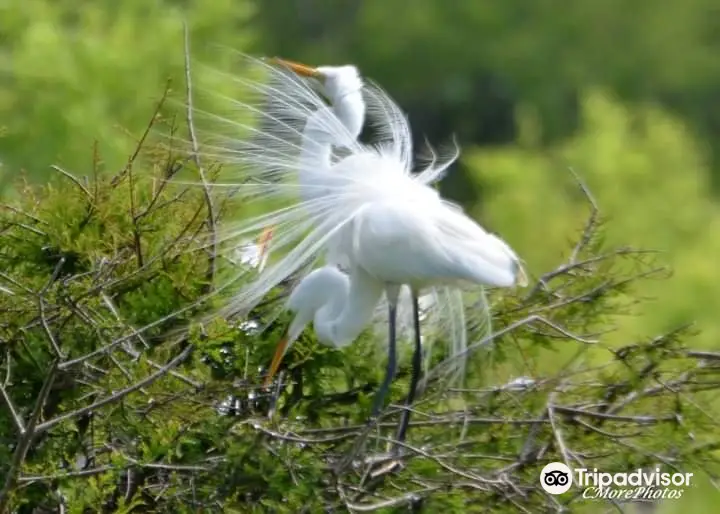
left=184, top=53, right=525, bottom=382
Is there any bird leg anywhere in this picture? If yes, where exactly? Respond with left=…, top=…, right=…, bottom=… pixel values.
left=394, top=291, right=422, bottom=445
left=333, top=294, right=399, bottom=475
left=365, top=292, right=424, bottom=480
left=366, top=292, right=422, bottom=479
left=370, top=301, right=398, bottom=418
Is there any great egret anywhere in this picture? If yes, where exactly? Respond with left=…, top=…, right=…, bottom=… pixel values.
left=188, top=55, right=526, bottom=439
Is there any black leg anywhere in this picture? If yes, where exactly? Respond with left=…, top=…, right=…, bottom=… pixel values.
left=395, top=292, right=422, bottom=445
left=370, top=302, right=398, bottom=418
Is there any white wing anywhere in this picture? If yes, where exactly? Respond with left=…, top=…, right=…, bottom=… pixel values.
left=349, top=198, right=521, bottom=288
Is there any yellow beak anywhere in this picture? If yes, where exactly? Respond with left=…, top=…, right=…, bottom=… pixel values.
left=270, top=57, right=322, bottom=78
left=264, top=334, right=290, bottom=386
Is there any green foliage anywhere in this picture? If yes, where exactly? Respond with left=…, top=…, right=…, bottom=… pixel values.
left=0, top=0, right=255, bottom=183
left=471, top=90, right=720, bottom=351
left=1, top=131, right=718, bottom=512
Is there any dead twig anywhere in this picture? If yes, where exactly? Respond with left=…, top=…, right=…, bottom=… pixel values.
left=0, top=360, right=58, bottom=512
left=183, top=23, right=216, bottom=291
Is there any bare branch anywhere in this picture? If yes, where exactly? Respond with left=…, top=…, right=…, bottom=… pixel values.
left=567, top=167, right=599, bottom=264
left=0, top=383, right=24, bottom=434
left=0, top=360, right=58, bottom=511
left=36, top=345, right=192, bottom=434
left=183, top=23, right=216, bottom=291
left=50, top=165, right=93, bottom=200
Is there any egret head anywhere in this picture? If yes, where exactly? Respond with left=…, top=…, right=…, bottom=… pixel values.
left=271, top=58, right=362, bottom=98
left=270, top=58, right=365, bottom=139
left=315, top=65, right=363, bottom=100
left=263, top=266, right=351, bottom=386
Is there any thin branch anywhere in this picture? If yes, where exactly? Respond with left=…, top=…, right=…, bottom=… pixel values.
left=36, top=256, right=67, bottom=358
left=0, top=383, right=24, bottom=434
left=341, top=488, right=435, bottom=512
left=19, top=466, right=116, bottom=483
left=36, top=345, right=192, bottom=434
left=0, top=360, right=58, bottom=511
left=567, top=167, right=599, bottom=264
left=530, top=316, right=597, bottom=344
left=547, top=392, right=577, bottom=469
left=687, top=350, right=720, bottom=361
left=110, top=82, right=171, bottom=187
left=553, top=405, right=674, bottom=423
left=369, top=435, right=503, bottom=486
left=183, top=23, right=216, bottom=291
left=301, top=416, right=548, bottom=436
left=50, top=165, right=93, bottom=200
left=38, top=295, right=64, bottom=359
left=425, top=314, right=595, bottom=386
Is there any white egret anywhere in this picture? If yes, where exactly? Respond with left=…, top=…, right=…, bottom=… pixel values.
left=188, top=55, right=527, bottom=435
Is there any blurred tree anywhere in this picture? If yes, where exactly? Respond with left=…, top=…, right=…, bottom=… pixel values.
left=0, top=0, right=255, bottom=183
left=471, top=90, right=720, bottom=352
left=252, top=0, right=720, bottom=192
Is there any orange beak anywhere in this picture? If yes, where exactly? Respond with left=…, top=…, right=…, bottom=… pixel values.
left=264, top=335, right=290, bottom=386
left=270, top=57, right=322, bottom=79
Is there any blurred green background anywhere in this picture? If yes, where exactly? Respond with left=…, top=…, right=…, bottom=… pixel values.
left=1, top=0, right=719, bottom=511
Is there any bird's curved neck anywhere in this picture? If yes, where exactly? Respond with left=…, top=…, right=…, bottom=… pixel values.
left=298, top=89, right=365, bottom=201
left=314, top=273, right=348, bottom=328
left=332, top=90, right=365, bottom=141
left=315, top=266, right=383, bottom=347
